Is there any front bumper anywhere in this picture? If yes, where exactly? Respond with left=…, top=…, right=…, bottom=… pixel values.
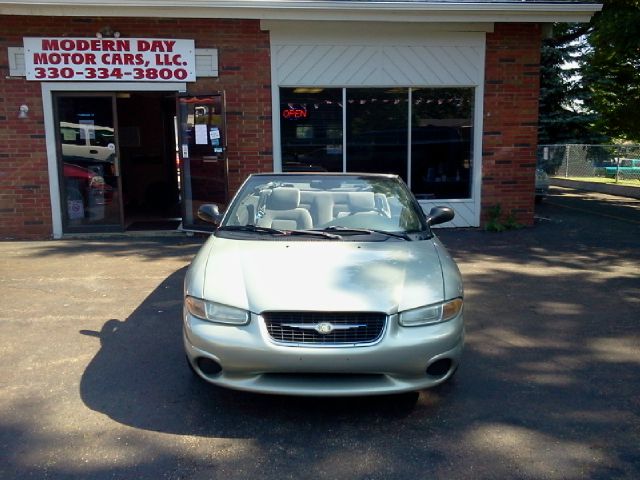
left=183, top=309, right=464, bottom=396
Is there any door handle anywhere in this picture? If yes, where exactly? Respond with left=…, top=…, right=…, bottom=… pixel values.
left=89, top=149, right=98, bottom=154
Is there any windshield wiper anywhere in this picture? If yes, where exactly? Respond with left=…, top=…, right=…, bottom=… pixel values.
left=218, top=225, right=287, bottom=235
left=319, top=226, right=412, bottom=241
left=287, top=230, right=341, bottom=240
left=219, top=225, right=340, bottom=239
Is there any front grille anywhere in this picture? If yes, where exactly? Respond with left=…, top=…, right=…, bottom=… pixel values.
left=263, top=311, right=386, bottom=345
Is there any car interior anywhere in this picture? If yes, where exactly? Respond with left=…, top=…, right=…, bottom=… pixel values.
left=230, top=185, right=420, bottom=232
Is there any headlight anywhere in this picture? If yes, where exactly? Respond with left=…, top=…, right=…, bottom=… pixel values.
left=185, top=296, right=250, bottom=325
left=399, top=298, right=463, bottom=327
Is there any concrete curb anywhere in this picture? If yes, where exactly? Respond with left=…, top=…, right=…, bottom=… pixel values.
left=551, top=178, right=640, bottom=199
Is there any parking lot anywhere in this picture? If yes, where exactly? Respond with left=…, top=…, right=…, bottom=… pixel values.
left=1, top=186, right=639, bottom=479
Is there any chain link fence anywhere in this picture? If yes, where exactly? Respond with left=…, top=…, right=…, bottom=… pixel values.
left=537, top=144, right=640, bottom=181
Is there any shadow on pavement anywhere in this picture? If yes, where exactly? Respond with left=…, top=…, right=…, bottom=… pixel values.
left=24, top=236, right=205, bottom=262
left=72, top=208, right=640, bottom=478
left=5, top=194, right=634, bottom=479
left=544, top=186, right=640, bottom=226
left=78, top=268, right=425, bottom=439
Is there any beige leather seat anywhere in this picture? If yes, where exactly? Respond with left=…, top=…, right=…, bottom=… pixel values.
left=348, top=192, right=376, bottom=213
left=335, top=191, right=377, bottom=218
left=257, top=187, right=313, bottom=230
left=374, top=192, right=391, bottom=217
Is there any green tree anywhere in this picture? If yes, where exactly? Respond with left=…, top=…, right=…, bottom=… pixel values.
left=539, top=23, right=604, bottom=144
left=582, top=0, right=640, bottom=141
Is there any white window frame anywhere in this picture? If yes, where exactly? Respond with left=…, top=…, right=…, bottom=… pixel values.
left=278, top=86, right=475, bottom=190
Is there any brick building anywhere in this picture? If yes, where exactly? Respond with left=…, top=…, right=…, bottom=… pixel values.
left=0, top=1, right=600, bottom=239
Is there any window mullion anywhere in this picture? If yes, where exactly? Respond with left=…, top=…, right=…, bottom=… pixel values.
left=342, top=87, right=347, bottom=173
left=407, top=88, right=412, bottom=190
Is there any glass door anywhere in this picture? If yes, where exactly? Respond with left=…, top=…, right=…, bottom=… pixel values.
left=177, top=93, right=227, bottom=231
left=55, top=94, right=123, bottom=231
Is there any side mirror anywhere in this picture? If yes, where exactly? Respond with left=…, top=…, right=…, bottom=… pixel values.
left=197, top=204, right=224, bottom=224
left=426, top=206, right=454, bottom=226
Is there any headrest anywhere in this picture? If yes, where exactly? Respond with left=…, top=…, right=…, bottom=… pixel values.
left=348, top=192, right=375, bottom=211
left=267, top=187, right=300, bottom=210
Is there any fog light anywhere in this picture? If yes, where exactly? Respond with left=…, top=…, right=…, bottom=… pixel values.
left=196, top=357, right=222, bottom=376
left=426, top=359, right=452, bottom=377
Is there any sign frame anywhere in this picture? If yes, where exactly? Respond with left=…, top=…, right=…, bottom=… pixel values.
left=23, top=37, right=196, bottom=82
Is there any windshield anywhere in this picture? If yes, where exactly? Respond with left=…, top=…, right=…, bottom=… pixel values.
left=219, top=174, right=428, bottom=236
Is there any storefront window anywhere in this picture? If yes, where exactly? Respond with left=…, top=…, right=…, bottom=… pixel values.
left=279, top=87, right=474, bottom=199
left=280, top=88, right=343, bottom=172
left=411, top=88, right=473, bottom=199
left=346, top=88, right=408, bottom=180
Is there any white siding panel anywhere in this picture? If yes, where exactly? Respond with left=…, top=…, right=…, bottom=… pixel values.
left=421, top=201, right=476, bottom=228
left=274, top=43, right=483, bottom=87
left=390, top=47, right=445, bottom=85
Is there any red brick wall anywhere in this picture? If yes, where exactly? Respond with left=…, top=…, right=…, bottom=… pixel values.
left=482, top=23, right=541, bottom=226
left=0, top=15, right=272, bottom=239
left=1, top=16, right=543, bottom=237
left=0, top=18, right=49, bottom=239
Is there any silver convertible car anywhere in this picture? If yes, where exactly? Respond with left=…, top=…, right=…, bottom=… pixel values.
left=183, top=173, right=464, bottom=396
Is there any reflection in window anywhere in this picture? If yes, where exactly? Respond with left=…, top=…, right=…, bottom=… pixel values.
left=411, top=88, right=473, bottom=199
left=92, top=126, right=115, bottom=147
left=280, top=88, right=343, bottom=172
left=56, top=96, right=120, bottom=228
left=279, top=87, right=474, bottom=199
left=346, top=88, right=408, bottom=180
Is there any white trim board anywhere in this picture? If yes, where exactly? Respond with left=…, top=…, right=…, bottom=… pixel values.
left=0, top=1, right=602, bottom=23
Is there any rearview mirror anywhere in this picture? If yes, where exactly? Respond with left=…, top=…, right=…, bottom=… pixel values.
left=197, top=204, right=224, bottom=224
left=426, top=206, right=455, bottom=226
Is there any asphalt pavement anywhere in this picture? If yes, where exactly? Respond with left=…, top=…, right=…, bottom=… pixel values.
left=1, top=186, right=639, bottom=479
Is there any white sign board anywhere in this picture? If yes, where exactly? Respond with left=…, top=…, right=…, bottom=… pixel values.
left=23, top=37, right=196, bottom=82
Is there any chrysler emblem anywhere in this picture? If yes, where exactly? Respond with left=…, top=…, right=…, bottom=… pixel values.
left=315, top=322, right=334, bottom=335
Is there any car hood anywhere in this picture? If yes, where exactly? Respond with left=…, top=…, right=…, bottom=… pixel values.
left=198, top=237, right=445, bottom=314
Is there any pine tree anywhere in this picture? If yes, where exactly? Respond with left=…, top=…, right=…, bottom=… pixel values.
left=582, top=0, right=640, bottom=141
left=539, top=24, right=606, bottom=144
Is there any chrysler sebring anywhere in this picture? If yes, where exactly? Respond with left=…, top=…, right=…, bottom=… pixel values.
left=183, top=173, right=464, bottom=396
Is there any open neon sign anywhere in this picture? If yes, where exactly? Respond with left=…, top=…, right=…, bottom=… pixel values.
left=282, top=106, right=308, bottom=120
